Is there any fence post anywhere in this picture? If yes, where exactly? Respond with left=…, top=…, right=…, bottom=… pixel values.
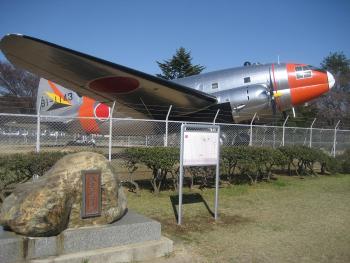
left=309, top=118, right=316, bottom=148
left=213, top=109, right=220, bottom=124
left=249, top=113, right=257, bottom=146
left=36, top=111, right=41, bottom=153
left=282, top=115, right=289, bottom=146
left=108, top=101, right=116, bottom=162
left=164, top=105, right=172, bottom=147
left=332, top=120, right=340, bottom=157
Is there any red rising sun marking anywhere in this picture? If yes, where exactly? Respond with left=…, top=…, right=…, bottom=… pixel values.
left=89, top=76, right=140, bottom=93
left=94, top=103, right=110, bottom=120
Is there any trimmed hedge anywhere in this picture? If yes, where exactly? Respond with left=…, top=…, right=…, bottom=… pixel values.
left=0, top=146, right=346, bottom=198
left=0, top=152, right=70, bottom=201
left=279, top=146, right=336, bottom=176
left=221, top=146, right=287, bottom=184
left=122, top=146, right=344, bottom=190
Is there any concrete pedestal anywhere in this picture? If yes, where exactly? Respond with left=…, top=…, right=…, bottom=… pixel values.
left=0, top=210, right=173, bottom=263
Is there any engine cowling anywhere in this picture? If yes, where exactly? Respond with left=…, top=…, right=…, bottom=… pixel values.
left=217, top=84, right=273, bottom=122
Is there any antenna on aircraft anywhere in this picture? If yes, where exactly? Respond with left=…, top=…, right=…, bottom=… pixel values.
left=277, top=55, right=280, bottom=65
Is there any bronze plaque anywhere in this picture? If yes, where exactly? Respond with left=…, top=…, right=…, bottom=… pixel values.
left=81, top=170, right=101, bottom=218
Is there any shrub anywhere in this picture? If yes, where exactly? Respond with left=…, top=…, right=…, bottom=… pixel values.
left=257, top=147, right=287, bottom=180
left=221, top=146, right=246, bottom=179
left=313, top=149, right=338, bottom=174
left=187, top=166, right=216, bottom=189
left=279, top=146, right=340, bottom=176
left=296, top=146, right=319, bottom=175
left=336, top=149, right=350, bottom=173
left=279, top=146, right=303, bottom=176
left=121, top=148, right=142, bottom=195
left=0, top=151, right=69, bottom=202
left=123, top=147, right=179, bottom=194
left=221, top=146, right=287, bottom=184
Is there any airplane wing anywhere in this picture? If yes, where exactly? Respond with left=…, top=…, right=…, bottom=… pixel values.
left=0, top=34, right=217, bottom=119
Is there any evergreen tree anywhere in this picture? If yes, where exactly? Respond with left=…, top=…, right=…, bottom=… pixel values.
left=156, top=47, right=205, bottom=80
left=321, top=51, right=349, bottom=75
left=321, top=51, right=350, bottom=92
left=316, top=52, right=350, bottom=127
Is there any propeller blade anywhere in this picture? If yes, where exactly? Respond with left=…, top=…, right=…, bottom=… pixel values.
left=268, top=67, right=277, bottom=115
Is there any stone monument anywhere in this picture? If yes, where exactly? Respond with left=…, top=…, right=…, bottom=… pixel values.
left=0, top=151, right=127, bottom=236
left=0, top=152, right=172, bottom=263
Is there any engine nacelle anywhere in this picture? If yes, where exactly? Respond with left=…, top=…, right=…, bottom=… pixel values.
left=217, top=84, right=273, bottom=122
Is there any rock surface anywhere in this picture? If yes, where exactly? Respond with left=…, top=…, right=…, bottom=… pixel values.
left=0, top=152, right=127, bottom=236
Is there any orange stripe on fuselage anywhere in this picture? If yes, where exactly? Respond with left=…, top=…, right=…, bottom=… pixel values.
left=78, top=96, right=100, bottom=134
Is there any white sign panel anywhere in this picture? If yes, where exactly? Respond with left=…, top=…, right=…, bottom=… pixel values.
left=183, top=131, right=219, bottom=166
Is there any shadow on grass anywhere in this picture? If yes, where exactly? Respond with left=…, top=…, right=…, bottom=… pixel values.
left=170, top=193, right=214, bottom=223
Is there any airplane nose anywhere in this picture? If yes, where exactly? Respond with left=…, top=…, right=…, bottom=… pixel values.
left=327, top=71, right=335, bottom=89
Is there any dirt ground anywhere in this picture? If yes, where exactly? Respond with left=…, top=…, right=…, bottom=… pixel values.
left=127, top=175, right=350, bottom=263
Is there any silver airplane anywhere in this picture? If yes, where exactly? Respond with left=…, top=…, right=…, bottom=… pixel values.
left=0, top=34, right=335, bottom=134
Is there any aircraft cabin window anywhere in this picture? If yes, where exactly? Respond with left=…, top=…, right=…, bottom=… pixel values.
left=212, top=83, right=218, bottom=89
left=244, top=77, right=251, bottom=83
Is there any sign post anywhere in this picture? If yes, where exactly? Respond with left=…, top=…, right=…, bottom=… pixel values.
left=178, top=124, right=220, bottom=225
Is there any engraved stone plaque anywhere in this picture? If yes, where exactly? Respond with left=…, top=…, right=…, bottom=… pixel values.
left=81, top=170, right=101, bottom=218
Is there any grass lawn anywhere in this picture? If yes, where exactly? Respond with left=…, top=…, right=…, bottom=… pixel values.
left=126, top=175, right=350, bottom=263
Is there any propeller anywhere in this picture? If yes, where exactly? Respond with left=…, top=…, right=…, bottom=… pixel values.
left=268, top=68, right=277, bottom=115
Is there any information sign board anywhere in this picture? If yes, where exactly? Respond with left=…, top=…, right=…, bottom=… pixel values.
left=178, top=124, right=220, bottom=225
left=183, top=131, right=219, bottom=166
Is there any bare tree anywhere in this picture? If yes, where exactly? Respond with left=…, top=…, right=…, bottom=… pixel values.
left=0, top=60, right=39, bottom=110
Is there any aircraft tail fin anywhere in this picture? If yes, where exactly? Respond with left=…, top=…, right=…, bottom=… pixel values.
left=37, top=78, right=81, bottom=117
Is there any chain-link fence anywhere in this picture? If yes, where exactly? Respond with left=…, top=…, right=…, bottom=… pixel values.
left=1, top=113, right=349, bottom=158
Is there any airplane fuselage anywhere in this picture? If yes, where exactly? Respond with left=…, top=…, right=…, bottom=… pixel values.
left=173, top=63, right=334, bottom=122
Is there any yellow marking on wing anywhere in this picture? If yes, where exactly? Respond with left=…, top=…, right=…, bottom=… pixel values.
left=45, top=92, right=71, bottom=106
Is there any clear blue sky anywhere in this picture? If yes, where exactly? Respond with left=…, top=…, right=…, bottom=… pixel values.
left=1, top=0, right=349, bottom=75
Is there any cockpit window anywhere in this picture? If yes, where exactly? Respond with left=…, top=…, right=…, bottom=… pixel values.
left=304, top=71, right=312, bottom=78
left=307, top=65, right=327, bottom=73
left=295, top=65, right=313, bottom=79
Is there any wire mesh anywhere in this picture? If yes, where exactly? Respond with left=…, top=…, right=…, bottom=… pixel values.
left=311, top=128, right=335, bottom=153
left=0, top=114, right=37, bottom=153
left=251, top=125, right=283, bottom=148
left=0, top=113, right=349, bottom=160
